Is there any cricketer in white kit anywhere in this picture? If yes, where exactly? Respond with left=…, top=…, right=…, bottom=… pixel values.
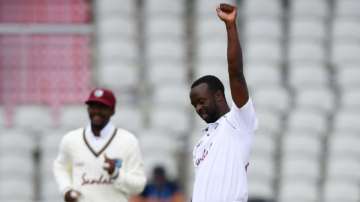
left=53, top=88, right=146, bottom=202
left=190, top=3, right=257, bottom=202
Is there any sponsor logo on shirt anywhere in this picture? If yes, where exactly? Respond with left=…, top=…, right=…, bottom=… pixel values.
left=194, top=143, right=213, bottom=166
left=81, top=173, right=113, bottom=186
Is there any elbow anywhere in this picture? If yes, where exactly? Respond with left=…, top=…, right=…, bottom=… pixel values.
left=132, top=176, right=147, bottom=194
left=115, top=173, right=147, bottom=195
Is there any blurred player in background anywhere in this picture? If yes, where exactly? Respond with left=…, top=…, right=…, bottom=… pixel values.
left=53, top=88, right=146, bottom=202
left=132, top=165, right=185, bottom=202
left=189, top=3, right=257, bottom=202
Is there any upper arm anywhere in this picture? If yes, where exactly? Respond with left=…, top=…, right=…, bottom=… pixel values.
left=229, top=72, right=249, bottom=108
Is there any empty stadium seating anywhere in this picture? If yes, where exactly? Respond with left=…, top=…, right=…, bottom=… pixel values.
left=0, top=0, right=359, bottom=201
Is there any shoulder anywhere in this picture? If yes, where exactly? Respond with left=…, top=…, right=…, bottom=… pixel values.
left=61, top=128, right=84, bottom=145
left=226, top=98, right=257, bottom=131
left=115, top=128, right=140, bottom=146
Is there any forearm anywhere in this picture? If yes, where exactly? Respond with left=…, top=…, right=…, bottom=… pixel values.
left=226, top=21, right=243, bottom=77
left=113, top=170, right=146, bottom=195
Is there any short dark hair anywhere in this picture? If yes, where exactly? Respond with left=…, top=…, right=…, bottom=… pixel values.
left=191, top=75, right=225, bottom=95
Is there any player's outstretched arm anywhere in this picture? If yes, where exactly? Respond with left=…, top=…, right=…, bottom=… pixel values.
left=217, top=3, right=249, bottom=108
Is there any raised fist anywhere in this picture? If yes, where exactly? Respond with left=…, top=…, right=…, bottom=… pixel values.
left=216, top=3, right=237, bottom=24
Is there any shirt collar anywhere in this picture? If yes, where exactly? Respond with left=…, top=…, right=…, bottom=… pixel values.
left=86, top=121, right=115, bottom=139
left=202, top=118, right=222, bottom=133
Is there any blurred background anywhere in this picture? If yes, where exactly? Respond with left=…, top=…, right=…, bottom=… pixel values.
left=0, top=0, right=360, bottom=202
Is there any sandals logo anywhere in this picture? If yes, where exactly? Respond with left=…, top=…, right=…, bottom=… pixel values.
left=194, top=143, right=213, bottom=166
left=81, top=173, right=113, bottom=186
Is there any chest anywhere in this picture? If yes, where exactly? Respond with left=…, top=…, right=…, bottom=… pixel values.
left=70, top=137, right=127, bottom=170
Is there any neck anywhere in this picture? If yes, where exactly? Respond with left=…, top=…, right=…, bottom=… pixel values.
left=218, top=102, right=230, bottom=118
left=91, top=124, right=107, bottom=137
left=91, top=127, right=101, bottom=137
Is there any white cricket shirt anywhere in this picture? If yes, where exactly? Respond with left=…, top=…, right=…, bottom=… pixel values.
left=53, top=123, right=146, bottom=202
left=192, top=98, right=257, bottom=202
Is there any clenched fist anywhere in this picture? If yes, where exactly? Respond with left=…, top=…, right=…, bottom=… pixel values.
left=216, top=3, right=237, bottom=24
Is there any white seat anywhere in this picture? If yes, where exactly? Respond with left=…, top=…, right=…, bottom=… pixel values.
left=150, top=107, right=190, bottom=135
left=255, top=110, right=283, bottom=134
left=245, top=63, right=282, bottom=88
left=111, top=105, right=143, bottom=133
left=251, top=133, right=276, bottom=157
left=96, top=0, right=134, bottom=16
left=195, top=61, right=229, bottom=85
left=248, top=156, right=276, bottom=182
left=145, top=17, right=185, bottom=40
left=40, top=152, right=59, bottom=179
left=287, top=109, right=328, bottom=135
left=40, top=178, right=62, bottom=201
left=295, top=87, right=335, bottom=114
left=0, top=107, right=5, bottom=127
left=196, top=18, right=226, bottom=39
left=335, top=0, right=360, bottom=18
left=288, top=65, right=329, bottom=89
left=144, top=0, right=185, bottom=17
left=331, top=42, right=360, bottom=65
left=289, top=18, right=326, bottom=41
left=333, top=110, right=360, bottom=132
left=98, top=66, right=139, bottom=91
left=0, top=129, right=35, bottom=153
left=248, top=178, right=275, bottom=199
left=0, top=179, right=34, bottom=201
left=243, top=0, right=282, bottom=18
left=336, top=66, right=360, bottom=89
left=97, top=16, right=136, bottom=38
left=281, top=157, right=321, bottom=182
left=290, top=0, right=329, bottom=19
left=138, top=129, right=182, bottom=154
left=152, top=84, right=189, bottom=107
left=40, top=130, right=66, bottom=154
left=245, top=40, right=282, bottom=65
left=59, top=105, right=88, bottom=129
left=98, top=38, right=138, bottom=62
left=326, top=157, right=360, bottom=182
left=282, top=131, right=322, bottom=157
left=13, top=105, right=53, bottom=131
left=331, top=18, right=360, bottom=42
left=327, top=132, right=360, bottom=158
left=197, top=38, right=227, bottom=62
left=323, top=180, right=359, bottom=202
left=253, top=86, right=290, bottom=114
left=146, top=39, right=185, bottom=63
left=148, top=61, right=187, bottom=86
left=288, top=42, right=326, bottom=63
left=244, top=18, right=283, bottom=41
left=0, top=155, right=34, bottom=179
left=278, top=180, right=319, bottom=202
left=341, top=89, right=360, bottom=109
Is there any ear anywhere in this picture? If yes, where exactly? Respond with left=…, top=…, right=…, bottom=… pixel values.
left=214, top=90, right=224, bottom=102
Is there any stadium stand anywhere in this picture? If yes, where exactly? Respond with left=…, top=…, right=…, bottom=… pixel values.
left=0, top=0, right=359, bottom=202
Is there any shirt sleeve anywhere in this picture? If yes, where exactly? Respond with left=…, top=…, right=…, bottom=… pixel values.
left=53, top=135, right=73, bottom=195
left=227, top=98, right=258, bottom=131
left=113, top=139, right=147, bottom=195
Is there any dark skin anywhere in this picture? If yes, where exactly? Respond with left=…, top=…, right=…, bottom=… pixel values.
left=190, top=3, right=249, bottom=123
left=64, top=102, right=116, bottom=202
